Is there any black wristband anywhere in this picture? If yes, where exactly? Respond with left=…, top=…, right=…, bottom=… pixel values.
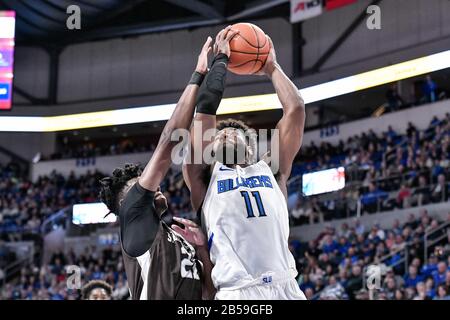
left=189, top=71, right=205, bottom=86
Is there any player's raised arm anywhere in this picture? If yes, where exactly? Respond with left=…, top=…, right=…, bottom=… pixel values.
left=139, top=37, right=212, bottom=191
left=183, top=26, right=239, bottom=211
left=258, top=37, right=305, bottom=198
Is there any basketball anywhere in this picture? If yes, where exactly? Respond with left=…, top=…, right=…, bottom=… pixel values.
left=228, top=23, right=270, bottom=75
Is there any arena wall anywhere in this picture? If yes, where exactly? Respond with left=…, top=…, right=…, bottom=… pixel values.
left=31, top=151, right=153, bottom=181
left=10, top=0, right=450, bottom=116
left=302, top=99, right=450, bottom=145
left=29, top=99, right=449, bottom=180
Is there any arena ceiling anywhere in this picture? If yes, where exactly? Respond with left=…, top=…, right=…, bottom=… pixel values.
left=0, top=0, right=290, bottom=45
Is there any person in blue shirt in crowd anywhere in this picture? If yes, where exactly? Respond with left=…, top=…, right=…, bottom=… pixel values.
left=322, top=235, right=338, bottom=254
left=361, top=183, right=389, bottom=214
left=421, top=254, right=439, bottom=277
left=404, top=265, right=424, bottom=288
left=299, top=273, right=315, bottom=293
left=337, top=236, right=350, bottom=256
left=425, top=277, right=436, bottom=299
left=432, top=261, right=448, bottom=286
left=422, top=75, right=437, bottom=103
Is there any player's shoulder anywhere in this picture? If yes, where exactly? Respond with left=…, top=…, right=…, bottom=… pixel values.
left=256, top=157, right=283, bottom=184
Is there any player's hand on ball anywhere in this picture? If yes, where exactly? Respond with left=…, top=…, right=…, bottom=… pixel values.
left=195, top=36, right=213, bottom=75
left=255, top=36, right=278, bottom=76
left=171, top=217, right=207, bottom=249
left=214, top=25, right=239, bottom=57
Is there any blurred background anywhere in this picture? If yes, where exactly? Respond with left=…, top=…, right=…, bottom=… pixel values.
left=0, top=0, right=449, bottom=300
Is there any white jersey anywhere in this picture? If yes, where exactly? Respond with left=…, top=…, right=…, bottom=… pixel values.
left=202, top=160, right=298, bottom=291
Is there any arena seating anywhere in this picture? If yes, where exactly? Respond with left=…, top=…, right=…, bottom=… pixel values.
left=0, top=245, right=128, bottom=300
left=0, top=107, right=448, bottom=300
left=292, top=210, right=450, bottom=300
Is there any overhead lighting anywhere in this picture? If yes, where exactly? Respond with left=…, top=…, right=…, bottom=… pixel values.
left=1, top=49, right=450, bottom=132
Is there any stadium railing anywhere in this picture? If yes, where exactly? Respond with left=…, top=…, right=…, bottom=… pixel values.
left=424, top=220, right=450, bottom=263
left=0, top=242, right=34, bottom=289
left=40, top=207, right=71, bottom=235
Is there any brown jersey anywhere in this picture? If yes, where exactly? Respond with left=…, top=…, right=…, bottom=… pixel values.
left=121, top=222, right=203, bottom=300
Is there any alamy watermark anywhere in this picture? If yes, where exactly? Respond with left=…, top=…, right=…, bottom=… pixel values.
left=66, top=265, right=81, bottom=290
left=66, top=5, right=81, bottom=30
left=366, top=5, right=381, bottom=30
left=366, top=264, right=383, bottom=290
left=168, top=120, right=280, bottom=173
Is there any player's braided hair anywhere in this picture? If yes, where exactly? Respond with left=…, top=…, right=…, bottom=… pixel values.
left=98, top=163, right=142, bottom=215
left=216, top=118, right=258, bottom=164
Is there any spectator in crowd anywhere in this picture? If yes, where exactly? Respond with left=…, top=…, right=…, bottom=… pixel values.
left=433, top=284, right=450, bottom=300
left=345, top=265, right=363, bottom=300
left=425, top=277, right=436, bottom=299
left=384, top=276, right=397, bottom=300
left=405, top=265, right=423, bottom=288
left=319, top=275, right=348, bottom=300
left=432, top=261, right=448, bottom=286
left=422, top=75, right=437, bottom=103
left=386, top=83, right=405, bottom=112
left=431, top=174, right=448, bottom=203
left=397, top=183, right=412, bottom=208
left=411, top=175, right=431, bottom=206
left=290, top=197, right=311, bottom=226
left=360, top=183, right=388, bottom=214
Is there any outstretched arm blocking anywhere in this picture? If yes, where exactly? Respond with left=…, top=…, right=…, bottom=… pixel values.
left=139, top=37, right=212, bottom=192
left=183, top=26, right=239, bottom=211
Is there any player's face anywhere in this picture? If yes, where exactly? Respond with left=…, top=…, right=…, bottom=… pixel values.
left=213, top=128, right=248, bottom=165
left=88, top=288, right=111, bottom=300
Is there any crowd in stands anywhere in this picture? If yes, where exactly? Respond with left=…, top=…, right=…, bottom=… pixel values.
left=46, top=139, right=156, bottom=160
left=289, top=113, right=450, bottom=225
left=2, top=209, right=448, bottom=300
left=0, top=245, right=128, bottom=300
left=37, top=112, right=450, bottom=229
left=0, top=89, right=449, bottom=299
left=385, top=75, right=447, bottom=112
left=290, top=209, right=450, bottom=300
left=0, top=164, right=190, bottom=243
left=0, top=165, right=103, bottom=242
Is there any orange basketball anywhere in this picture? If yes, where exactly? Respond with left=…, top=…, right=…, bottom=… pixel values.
left=228, top=23, right=270, bottom=75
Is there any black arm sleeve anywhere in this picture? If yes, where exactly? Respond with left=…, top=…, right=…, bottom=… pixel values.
left=196, top=53, right=229, bottom=115
left=119, top=182, right=159, bottom=257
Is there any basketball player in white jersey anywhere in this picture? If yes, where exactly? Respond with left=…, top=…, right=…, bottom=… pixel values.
left=183, top=26, right=306, bottom=300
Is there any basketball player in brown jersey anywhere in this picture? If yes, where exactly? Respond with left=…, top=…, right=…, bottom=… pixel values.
left=99, top=38, right=216, bottom=300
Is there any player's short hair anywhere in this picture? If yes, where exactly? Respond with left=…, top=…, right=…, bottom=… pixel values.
left=99, top=163, right=142, bottom=215
left=216, top=118, right=250, bottom=132
left=81, top=280, right=112, bottom=300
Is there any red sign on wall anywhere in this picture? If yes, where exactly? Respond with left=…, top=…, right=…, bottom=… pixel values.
left=325, top=0, right=357, bottom=11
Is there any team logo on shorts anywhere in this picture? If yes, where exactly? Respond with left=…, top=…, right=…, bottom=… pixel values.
left=262, top=275, right=273, bottom=284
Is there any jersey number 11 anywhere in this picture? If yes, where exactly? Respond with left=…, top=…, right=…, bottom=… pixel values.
left=240, top=191, right=267, bottom=218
